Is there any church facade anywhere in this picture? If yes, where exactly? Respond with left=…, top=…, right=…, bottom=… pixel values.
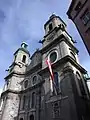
left=0, top=14, right=90, bottom=120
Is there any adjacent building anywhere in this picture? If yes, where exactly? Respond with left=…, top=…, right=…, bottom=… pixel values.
left=67, top=0, right=90, bottom=55
left=0, top=14, right=90, bottom=120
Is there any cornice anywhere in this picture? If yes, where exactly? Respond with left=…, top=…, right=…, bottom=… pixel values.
left=38, top=55, right=87, bottom=75
left=4, top=71, right=25, bottom=80
left=40, top=34, right=78, bottom=54
left=1, top=89, right=20, bottom=97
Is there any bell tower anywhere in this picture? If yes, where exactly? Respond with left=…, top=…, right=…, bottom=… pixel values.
left=40, top=14, right=90, bottom=120
left=43, top=14, right=67, bottom=48
left=12, top=42, right=30, bottom=73
left=0, top=42, right=30, bottom=120
left=42, top=14, right=79, bottom=70
left=44, top=14, right=66, bottom=35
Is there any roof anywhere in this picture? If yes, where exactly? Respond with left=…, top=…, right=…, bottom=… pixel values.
left=26, top=50, right=42, bottom=72
left=14, top=47, right=30, bottom=57
left=30, top=49, right=40, bottom=59
left=44, top=14, right=67, bottom=29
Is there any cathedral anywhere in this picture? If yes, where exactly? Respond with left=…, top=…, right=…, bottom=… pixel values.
left=0, top=14, right=90, bottom=120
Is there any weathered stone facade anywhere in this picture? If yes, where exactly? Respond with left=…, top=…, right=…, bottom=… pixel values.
left=0, top=14, right=90, bottom=120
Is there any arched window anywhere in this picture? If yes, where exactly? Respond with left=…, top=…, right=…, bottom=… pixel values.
left=49, top=23, right=53, bottom=31
left=76, top=72, right=86, bottom=96
left=24, top=80, right=28, bottom=88
left=32, top=76, right=37, bottom=85
left=75, top=1, right=82, bottom=12
left=28, top=95, right=30, bottom=109
left=31, top=92, right=35, bottom=108
left=22, top=55, right=26, bottom=63
left=22, top=96, right=26, bottom=109
left=29, top=115, right=34, bottom=120
left=20, top=118, right=23, bottom=120
left=53, top=72, right=59, bottom=94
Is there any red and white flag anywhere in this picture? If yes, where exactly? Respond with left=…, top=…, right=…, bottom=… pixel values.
left=46, top=59, right=58, bottom=95
left=46, top=59, right=54, bottom=81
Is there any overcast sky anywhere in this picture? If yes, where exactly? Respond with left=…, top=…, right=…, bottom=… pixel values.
left=0, top=0, right=90, bottom=93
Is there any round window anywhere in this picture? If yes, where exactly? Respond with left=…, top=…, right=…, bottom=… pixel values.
left=50, top=51, right=57, bottom=63
left=32, top=76, right=37, bottom=84
left=24, top=80, right=28, bottom=88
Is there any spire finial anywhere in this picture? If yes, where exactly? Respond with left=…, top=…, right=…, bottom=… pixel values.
left=52, top=12, right=55, bottom=15
left=50, top=12, right=56, bottom=19
left=21, top=42, right=28, bottom=49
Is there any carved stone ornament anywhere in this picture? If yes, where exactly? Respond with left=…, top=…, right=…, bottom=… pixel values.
left=52, top=101, right=60, bottom=119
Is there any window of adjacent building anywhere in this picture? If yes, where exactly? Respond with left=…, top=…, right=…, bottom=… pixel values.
left=49, top=23, right=53, bottom=31
left=86, top=26, right=90, bottom=34
left=75, top=1, right=82, bottom=12
left=76, top=72, right=86, bottom=96
left=22, top=55, right=26, bottom=63
left=81, top=9, right=90, bottom=25
left=49, top=51, right=57, bottom=64
left=31, top=92, right=35, bottom=108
